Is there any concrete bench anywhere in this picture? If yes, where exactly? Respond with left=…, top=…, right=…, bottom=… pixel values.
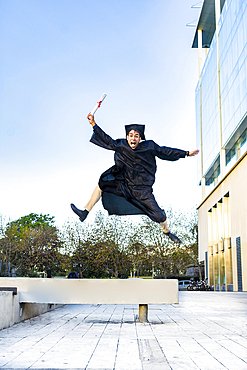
left=0, top=287, right=17, bottom=295
left=0, top=277, right=178, bottom=322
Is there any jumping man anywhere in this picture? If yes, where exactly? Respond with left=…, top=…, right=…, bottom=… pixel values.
left=71, top=114, right=199, bottom=243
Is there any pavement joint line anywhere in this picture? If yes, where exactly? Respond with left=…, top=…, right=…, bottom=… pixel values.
left=113, top=306, right=124, bottom=370
left=84, top=305, right=117, bottom=369
left=176, top=338, right=200, bottom=368
left=149, top=322, right=171, bottom=369
left=19, top=306, right=98, bottom=369
left=212, top=336, right=247, bottom=363
left=195, top=337, right=228, bottom=369
left=191, top=335, right=247, bottom=369
left=1, top=293, right=247, bottom=369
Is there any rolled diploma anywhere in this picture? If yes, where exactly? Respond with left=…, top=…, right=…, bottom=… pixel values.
left=90, top=94, right=107, bottom=115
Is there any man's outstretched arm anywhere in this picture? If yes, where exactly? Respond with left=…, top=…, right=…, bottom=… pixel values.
left=87, top=113, right=119, bottom=151
left=154, top=143, right=199, bottom=161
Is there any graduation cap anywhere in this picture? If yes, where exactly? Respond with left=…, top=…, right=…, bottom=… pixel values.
left=125, top=124, right=146, bottom=140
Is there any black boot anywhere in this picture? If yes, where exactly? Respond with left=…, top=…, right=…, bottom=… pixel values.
left=165, top=232, right=181, bottom=244
left=70, top=204, right=89, bottom=222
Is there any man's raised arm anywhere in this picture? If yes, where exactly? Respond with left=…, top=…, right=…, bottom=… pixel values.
left=87, top=113, right=118, bottom=151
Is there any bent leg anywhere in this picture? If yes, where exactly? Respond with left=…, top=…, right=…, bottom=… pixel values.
left=130, top=188, right=166, bottom=223
left=160, top=220, right=181, bottom=244
left=84, top=185, right=102, bottom=212
left=71, top=185, right=102, bottom=222
left=159, top=220, right=170, bottom=233
left=130, top=189, right=181, bottom=244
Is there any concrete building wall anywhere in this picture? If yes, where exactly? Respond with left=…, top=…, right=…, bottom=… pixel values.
left=198, top=153, right=247, bottom=291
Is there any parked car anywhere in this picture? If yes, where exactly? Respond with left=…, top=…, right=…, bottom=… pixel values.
left=178, top=280, right=191, bottom=290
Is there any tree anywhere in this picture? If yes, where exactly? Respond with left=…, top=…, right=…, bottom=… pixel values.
left=137, top=209, right=199, bottom=279
left=0, top=213, right=64, bottom=276
left=127, top=221, right=151, bottom=277
left=61, top=208, right=199, bottom=279
left=63, top=212, right=131, bottom=278
left=62, top=217, right=105, bottom=278
left=93, top=213, right=131, bottom=279
left=181, top=212, right=201, bottom=280
left=0, top=214, right=9, bottom=275
left=140, top=216, right=176, bottom=278
left=0, top=207, right=199, bottom=279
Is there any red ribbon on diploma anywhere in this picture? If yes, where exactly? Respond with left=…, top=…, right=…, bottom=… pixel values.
left=90, top=94, right=107, bottom=115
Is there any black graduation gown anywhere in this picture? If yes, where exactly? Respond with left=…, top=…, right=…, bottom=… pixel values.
left=90, top=125, right=187, bottom=223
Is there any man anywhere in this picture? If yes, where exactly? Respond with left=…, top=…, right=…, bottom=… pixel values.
left=71, top=114, right=199, bottom=243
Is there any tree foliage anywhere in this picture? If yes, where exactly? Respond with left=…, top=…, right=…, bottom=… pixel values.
left=0, top=213, right=64, bottom=276
left=1, top=209, right=199, bottom=279
left=63, top=208, right=199, bottom=279
left=62, top=212, right=131, bottom=278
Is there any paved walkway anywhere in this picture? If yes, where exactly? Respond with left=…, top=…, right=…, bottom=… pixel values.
left=0, top=292, right=247, bottom=369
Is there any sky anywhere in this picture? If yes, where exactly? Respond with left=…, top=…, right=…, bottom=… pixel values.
left=0, top=0, right=201, bottom=229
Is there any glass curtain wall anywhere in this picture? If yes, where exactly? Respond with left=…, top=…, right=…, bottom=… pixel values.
left=220, top=0, right=247, bottom=146
left=196, top=0, right=247, bottom=188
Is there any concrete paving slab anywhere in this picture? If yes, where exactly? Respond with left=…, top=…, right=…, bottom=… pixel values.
left=0, top=292, right=246, bottom=369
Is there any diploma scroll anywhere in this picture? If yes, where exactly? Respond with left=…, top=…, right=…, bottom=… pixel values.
left=90, top=94, right=107, bottom=115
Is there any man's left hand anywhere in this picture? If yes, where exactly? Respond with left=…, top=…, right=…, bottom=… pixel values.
left=189, top=149, right=199, bottom=157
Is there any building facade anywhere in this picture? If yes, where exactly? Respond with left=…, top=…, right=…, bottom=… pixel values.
left=193, top=0, right=247, bottom=291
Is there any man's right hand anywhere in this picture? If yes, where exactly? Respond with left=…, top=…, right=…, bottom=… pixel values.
left=87, top=113, right=96, bottom=127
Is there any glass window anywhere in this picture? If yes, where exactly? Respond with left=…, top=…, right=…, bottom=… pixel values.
left=196, top=0, right=246, bottom=184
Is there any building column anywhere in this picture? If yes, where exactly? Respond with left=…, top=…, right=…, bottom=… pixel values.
left=198, top=29, right=205, bottom=199
left=215, top=0, right=225, bottom=178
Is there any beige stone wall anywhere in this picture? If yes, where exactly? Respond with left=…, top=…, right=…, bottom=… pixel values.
left=0, top=291, right=63, bottom=330
left=198, top=154, right=247, bottom=291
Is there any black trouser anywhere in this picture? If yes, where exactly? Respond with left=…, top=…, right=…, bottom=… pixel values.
left=99, top=167, right=166, bottom=223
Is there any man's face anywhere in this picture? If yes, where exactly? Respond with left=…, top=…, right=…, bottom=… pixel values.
left=126, top=130, right=141, bottom=150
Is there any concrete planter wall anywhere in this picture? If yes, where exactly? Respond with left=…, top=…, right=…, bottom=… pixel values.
left=0, top=291, right=63, bottom=330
